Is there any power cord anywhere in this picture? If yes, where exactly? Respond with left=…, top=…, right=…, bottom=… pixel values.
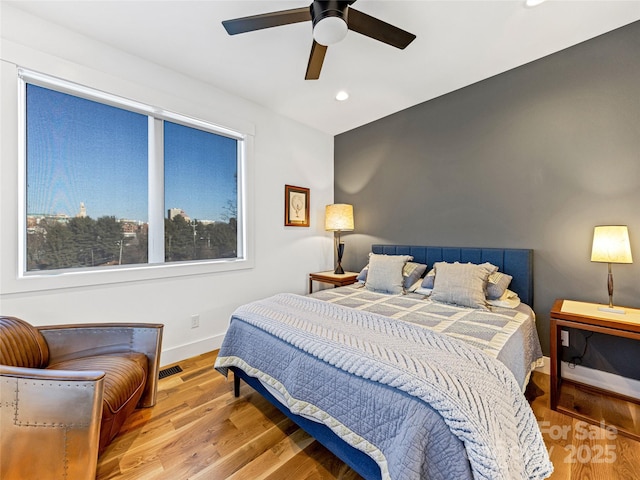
left=567, top=331, right=594, bottom=368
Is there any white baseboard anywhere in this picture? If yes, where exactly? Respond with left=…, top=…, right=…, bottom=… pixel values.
left=160, top=333, right=225, bottom=367
left=535, top=356, right=640, bottom=401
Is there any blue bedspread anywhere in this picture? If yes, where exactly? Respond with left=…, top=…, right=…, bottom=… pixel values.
left=215, top=293, right=553, bottom=480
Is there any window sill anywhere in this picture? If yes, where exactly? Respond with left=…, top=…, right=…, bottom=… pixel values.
left=4, top=256, right=255, bottom=295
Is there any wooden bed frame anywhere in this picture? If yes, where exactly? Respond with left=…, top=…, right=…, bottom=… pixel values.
left=232, top=245, right=534, bottom=479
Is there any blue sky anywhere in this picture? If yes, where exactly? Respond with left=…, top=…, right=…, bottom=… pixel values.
left=27, top=84, right=237, bottom=223
left=165, top=121, right=237, bottom=222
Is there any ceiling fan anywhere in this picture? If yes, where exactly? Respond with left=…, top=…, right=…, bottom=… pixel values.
left=222, top=0, right=416, bottom=80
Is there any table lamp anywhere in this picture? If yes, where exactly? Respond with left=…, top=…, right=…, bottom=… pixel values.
left=590, top=225, right=633, bottom=314
left=325, top=204, right=354, bottom=274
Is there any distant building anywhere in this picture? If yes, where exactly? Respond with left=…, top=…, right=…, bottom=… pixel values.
left=77, top=202, right=87, bottom=218
left=33, top=213, right=70, bottom=224
left=119, top=219, right=141, bottom=238
left=26, top=215, right=41, bottom=228
left=168, top=208, right=190, bottom=221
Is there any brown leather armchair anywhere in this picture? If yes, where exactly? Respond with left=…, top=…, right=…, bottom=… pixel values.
left=0, top=316, right=163, bottom=480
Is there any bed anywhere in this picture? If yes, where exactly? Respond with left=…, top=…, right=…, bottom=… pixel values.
left=215, top=245, right=552, bottom=480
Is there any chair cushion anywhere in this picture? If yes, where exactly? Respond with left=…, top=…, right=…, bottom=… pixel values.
left=48, top=352, right=148, bottom=450
left=0, top=316, right=49, bottom=368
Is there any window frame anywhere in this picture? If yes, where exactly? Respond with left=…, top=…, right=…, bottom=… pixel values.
left=16, top=69, right=254, bottom=290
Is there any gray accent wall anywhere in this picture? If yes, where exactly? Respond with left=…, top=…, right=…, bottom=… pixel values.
left=334, top=21, right=640, bottom=379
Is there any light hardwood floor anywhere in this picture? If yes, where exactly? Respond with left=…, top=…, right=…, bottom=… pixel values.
left=97, top=351, right=640, bottom=479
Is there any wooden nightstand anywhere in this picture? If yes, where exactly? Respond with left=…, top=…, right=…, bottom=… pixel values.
left=550, top=299, right=640, bottom=440
left=309, top=271, right=359, bottom=294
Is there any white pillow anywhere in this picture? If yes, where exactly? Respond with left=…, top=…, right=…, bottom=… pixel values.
left=487, top=289, right=521, bottom=308
left=414, top=286, right=433, bottom=296
left=365, top=254, right=412, bottom=294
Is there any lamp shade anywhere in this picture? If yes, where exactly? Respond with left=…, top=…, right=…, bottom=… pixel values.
left=591, top=225, right=633, bottom=264
left=325, top=204, right=354, bottom=231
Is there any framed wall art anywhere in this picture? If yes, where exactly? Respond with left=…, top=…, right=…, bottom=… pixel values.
left=284, top=185, right=310, bottom=227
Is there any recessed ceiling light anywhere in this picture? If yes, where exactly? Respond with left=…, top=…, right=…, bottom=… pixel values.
left=525, top=0, right=547, bottom=7
left=335, top=91, right=349, bottom=101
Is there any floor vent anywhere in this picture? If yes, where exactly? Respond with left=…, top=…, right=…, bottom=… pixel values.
left=158, top=365, right=183, bottom=379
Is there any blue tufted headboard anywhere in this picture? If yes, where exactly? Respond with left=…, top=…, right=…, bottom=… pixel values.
left=371, top=245, right=534, bottom=307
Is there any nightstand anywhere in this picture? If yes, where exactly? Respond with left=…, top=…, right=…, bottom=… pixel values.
left=550, top=299, right=640, bottom=440
left=309, top=271, right=358, bottom=294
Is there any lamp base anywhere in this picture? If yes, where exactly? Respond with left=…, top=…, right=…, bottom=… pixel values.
left=597, top=306, right=626, bottom=315
left=334, top=241, right=345, bottom=275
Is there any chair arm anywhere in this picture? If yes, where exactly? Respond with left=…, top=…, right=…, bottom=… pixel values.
left=0, top=365, right=104, bottom=480
left=0, top=364, right=105, bottom=381
left=39, top=323, right=163, bottom=407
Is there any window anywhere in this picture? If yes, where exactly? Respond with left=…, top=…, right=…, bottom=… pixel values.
left=164, top=121, right=238, bottom=262
left=21, top=71, right=245, bottom=275
left=26, top=84, right=149, bottom=271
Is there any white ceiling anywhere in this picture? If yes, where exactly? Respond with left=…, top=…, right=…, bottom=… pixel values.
left=7, top=1, right=640, bottom=135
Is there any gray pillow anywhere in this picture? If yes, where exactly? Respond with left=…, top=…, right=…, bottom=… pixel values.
left=486, top=271, right=513, bottom=300
left=430, top=262, right=498, bottom=309
left=358, top=261, right=426, bottom=292
left=421, top=268, right=436, bottom=289
left=365, top=254, right=413, bottom=294
left=356, top=266, right=368, bottom=283
left=403, top=262, right=427, bottom=291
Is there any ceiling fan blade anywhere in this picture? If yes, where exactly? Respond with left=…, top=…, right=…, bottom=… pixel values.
left=347, top=8, right=416, bottom=49
left=305, top=41, right=328, bottom=80
left=223, top=7, right=311, bottom=35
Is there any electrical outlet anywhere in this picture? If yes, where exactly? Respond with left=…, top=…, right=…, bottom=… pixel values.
left=561, top=329, right=569, bottom=347
left=191, top=314, right=200, bottom=329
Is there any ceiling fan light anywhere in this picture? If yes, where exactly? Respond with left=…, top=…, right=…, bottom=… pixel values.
left=313, top=16, right=348, bottom=46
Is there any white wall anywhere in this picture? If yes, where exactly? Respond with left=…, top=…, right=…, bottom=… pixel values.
left=0, top=5, right=335, bottom=366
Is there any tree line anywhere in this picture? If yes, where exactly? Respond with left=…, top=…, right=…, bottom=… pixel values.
left=26, top=215, right=237, bottom=271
